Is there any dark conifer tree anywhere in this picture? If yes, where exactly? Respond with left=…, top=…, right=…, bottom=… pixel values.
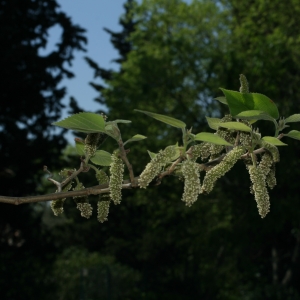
left=0, top=0, right=86, bottom=298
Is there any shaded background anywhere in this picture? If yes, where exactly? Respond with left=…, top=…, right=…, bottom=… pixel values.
left=1, top=0, right=300, bottom=299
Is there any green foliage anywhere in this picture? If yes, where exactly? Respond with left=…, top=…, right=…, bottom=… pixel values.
left=53, top=112, right=106, bottom=133
left=220, top=89, right=279, bottom=119
left=194, top=132, right=232, bottom=146
left=51, top=75, right=300, bottom=222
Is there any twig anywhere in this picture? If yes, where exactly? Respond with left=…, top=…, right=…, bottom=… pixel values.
left=0, top=181, right=133, bottom=205
left=117, top=139, right=137, bottom=187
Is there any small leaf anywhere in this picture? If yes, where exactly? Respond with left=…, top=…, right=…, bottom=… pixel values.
left=205, top=117, right=222, bottom=130
left=262, top=136, right=287, bottom=146
left=90, top=150, right=112, bottom=166
left=194, top=132, right=233, bottom=146
left=147, top=150, right=157, bottom=159
left=75, top=140, right=85, bottom=156
left=214, top=96, right=228, bottom=105
left=134, top=109, right=186, bottom=128
left=53, top=112, right=105, bottom=133
left=124, top=134, right=147, bottom=145
left=218, top=122, right=252, bottom=132
left=285, top=114, right=300, bottom=123
left=234, top=110, right=276, bottom=122
left=284, top=130, right=300, bottom=141
left=105, top=119, right=132, bottom=125
left=220, top=89, right=279, bottom=119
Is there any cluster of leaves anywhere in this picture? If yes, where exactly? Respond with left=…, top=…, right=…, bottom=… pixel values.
left=51, top=75, right=300, bottom=221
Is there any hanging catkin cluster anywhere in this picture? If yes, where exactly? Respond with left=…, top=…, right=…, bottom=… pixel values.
left=201, top=146, right=245, bottom=194
left=181, top=159, right=201, bottom=206
left=109, top=151, right=125, bottom=204
left=97, top=200, right=110, bottom=223
left=247, top=165, right=270, bottom=218
left=138, top=145, right=177, bottom=188
left=96, top=169, right=109, bottom=184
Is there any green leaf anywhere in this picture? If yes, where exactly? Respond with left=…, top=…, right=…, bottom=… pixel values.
left=205, top=117, right=222, bottom=130
left=194, top=132, right=233, bottom=146
left=284, top=130, right=300, bottom=141
left=147, top=150, right=157, bottom=159
left=214, top=96, right=228, bottom=105
left=134, top=109, right=186, bottom=128
left=105, top=119, right=132, bottom=125
left=218, top=122, right=252, bottom=132
left=52, top=112, right=105, bottom=133
left=234, top=110, right=276, bottom=122
left=90, top=150, right=112, bottom=166
left=285, top=114, right=300, bottom=123
left=124, top=134, right=147, bottom=145
left=220, top=89, right=279, bottom=119
left=75, top=140, right=85, bottom=156
left=262, top=136, right=287, bottom=146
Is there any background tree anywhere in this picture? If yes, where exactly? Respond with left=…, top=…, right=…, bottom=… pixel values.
left=0, top=0, right=86, bottom=298
left=81, top=0, right=300, bottom=299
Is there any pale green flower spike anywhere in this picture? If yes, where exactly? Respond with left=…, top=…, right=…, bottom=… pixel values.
left=262, top=141, right=280, bottom=162
left=76, top=202, right=93, bottom=219
left=240, top=132, right=252, bottom=148
left=258, top=152, right=273, bottom=177
left=191, top=143, right=211, bottom=161
left=266, top=165, right=277, bottom=189
left=239, top=74, right=249, bottom=93
left=248, top=165, right=270, bottom=218
left=97, top=200, right=110, bottom=223
left=138, top=145, right=177, bottom=188
left=181, top=159, right=201, bottom=207
left=96, top=169, right=109, bottom=184
left=201, top=146, right=245, bottom=194
left=109, top=152, right=125, bottom=204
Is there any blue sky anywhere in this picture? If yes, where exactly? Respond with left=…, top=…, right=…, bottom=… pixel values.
left=39, top=0, right=127, bottom=141
left=43, top=0, right=127, bottom=115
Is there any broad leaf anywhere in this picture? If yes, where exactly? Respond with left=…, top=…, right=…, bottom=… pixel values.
left=147, top=150, right=157, bottom=159
left=214, top=96, right=228, bottom=105
left=53, top=112, right=105, bottom=133
left=262, top=136, right=287, bottom=146
left=220, top=89, right=279, bottom=119
left=284, top=130, right=300, bottom=141
left=90, top=150, right=112, bottom=166
left=285, top=114, right=300, bottom=123
left=218, top=122, right=252, bottom=132
left=124, top=134, right=147, bottom=145
left=134, top=109, right=186, bottom=128
left=234, top=110, right=276, bottom=122
left=205, top=117, right=222, bottom=130
left=195, top=132, right=233, bottom=146
left=75, top=140, right=85, bottom=156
